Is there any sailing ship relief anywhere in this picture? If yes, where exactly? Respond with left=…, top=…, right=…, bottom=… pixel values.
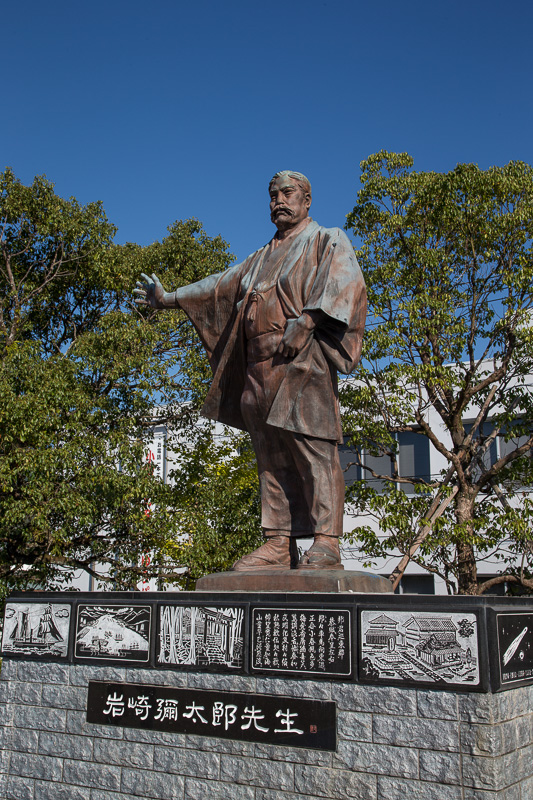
left=75, top=605, right=151, bottom=663
left=2, top=603, right=71, bottom=658
left=157, top=605, right=244, bottom=669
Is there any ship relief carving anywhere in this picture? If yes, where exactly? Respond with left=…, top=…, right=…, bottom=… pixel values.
left=75, top=605, right=151, bottom=663
left=1, top=602, right=71, bottom=658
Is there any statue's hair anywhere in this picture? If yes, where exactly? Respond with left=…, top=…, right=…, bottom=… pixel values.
left=269, top=170, right=312, bottom=197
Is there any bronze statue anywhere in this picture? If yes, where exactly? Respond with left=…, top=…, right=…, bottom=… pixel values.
left=134, top=171, right=366, bottom=571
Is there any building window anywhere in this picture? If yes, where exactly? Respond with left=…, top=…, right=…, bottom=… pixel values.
left=465, top=419, right=532, bottom=488
left=394, top=574, right=435, bottom=594
left=339, top=432, right=430, bottom=493
left=464, top=422, right=497, bottom=481
left=498, top=422, right=533, bottom=489
left=397, top=431, right=431, bottom=493
left=338, top=438, right=361, bottom=486
left=362, top=447, right=393, bottom=492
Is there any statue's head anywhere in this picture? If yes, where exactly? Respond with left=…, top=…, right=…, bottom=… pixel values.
left=268, top=170, right=312, bottom=233
left=269, top=170, right=312, bottom=198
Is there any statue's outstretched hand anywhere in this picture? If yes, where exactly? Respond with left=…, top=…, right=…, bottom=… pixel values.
left=133, top=273, right=169, bottom=309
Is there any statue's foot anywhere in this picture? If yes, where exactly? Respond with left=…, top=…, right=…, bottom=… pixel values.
left=297, top=535, right=343, bottom=570
left=231, top=535, right=294, bottom=572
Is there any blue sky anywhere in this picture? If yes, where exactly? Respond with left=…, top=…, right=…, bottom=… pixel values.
left=2, top=0, right=532, bottom=263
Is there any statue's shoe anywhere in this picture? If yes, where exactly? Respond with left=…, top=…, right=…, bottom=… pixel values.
left=297, top=536, right=343, bottom=570
left=231, top=536, right=292, bottom=572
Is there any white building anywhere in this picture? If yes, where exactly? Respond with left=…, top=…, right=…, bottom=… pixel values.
left=338, top=383, right=532, bottom=595
left=69, top=390, right=531, bottom=595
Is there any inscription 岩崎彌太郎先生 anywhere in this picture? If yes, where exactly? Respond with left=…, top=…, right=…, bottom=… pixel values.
left=87, top=681, right=337, bottom=751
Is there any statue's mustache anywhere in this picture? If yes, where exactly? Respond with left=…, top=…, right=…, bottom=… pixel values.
left=271, top=206, right=293, bottom=217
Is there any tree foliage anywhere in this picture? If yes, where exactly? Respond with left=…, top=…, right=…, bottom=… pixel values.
left=165, top=425, right=262, bottom=589
left=0, top=167, right=259, bottom=596
left=342, top=152, right=533, bottom=595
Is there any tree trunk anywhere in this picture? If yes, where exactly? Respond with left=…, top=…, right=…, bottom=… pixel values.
left=456, top=541, right=478, bottom=594
left=455, top=492, right=478, bottom=595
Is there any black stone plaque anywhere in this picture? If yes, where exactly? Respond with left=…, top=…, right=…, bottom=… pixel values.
left=87, top=681, right=336, bottom=751
left=251, top=607, right=352, bottom=678
left=358, top=608, right=481, bottom=689
left=1, top=602, right=71, bottom=660
left=156, top=605, right=245, bottom=671
left=497, top=613, right=533, bottom=686
left=75, top=605, right=152, bottom=663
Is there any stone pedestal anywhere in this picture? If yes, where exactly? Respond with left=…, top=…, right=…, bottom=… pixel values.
left=1, top=659, right=532, bottom=800
left=1, top=590, right=533, bottom=799
left=195, top=568, right=393, bottom=593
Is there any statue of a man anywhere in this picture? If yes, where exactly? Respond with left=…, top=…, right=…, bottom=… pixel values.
left=134, top=171, right=366, bottom=571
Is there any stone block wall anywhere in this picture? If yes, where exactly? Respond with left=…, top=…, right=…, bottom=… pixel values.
left=1, top=658, right=532, bottom=800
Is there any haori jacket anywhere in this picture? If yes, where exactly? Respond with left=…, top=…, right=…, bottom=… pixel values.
left=174, top=219, right=367, bottom=443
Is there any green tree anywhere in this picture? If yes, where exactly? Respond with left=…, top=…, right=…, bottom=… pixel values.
left=165, top=425, right=262, bottom=589
left=120, top=225, right=263, bottom=585
left=342, top=152, right=533, bottom=595
left=0, top=168, right=259, bottom=596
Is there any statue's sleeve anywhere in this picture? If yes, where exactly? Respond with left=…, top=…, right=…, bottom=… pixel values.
left=303, top=228, right=367, bottom=374
left=175, top=260, right=247, bottom=367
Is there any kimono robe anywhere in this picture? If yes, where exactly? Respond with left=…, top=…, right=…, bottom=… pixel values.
left=175, top=219, right=366, bottom=536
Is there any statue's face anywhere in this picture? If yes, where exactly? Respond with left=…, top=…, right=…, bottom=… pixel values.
left=269, top=175, right=311, bottom=233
